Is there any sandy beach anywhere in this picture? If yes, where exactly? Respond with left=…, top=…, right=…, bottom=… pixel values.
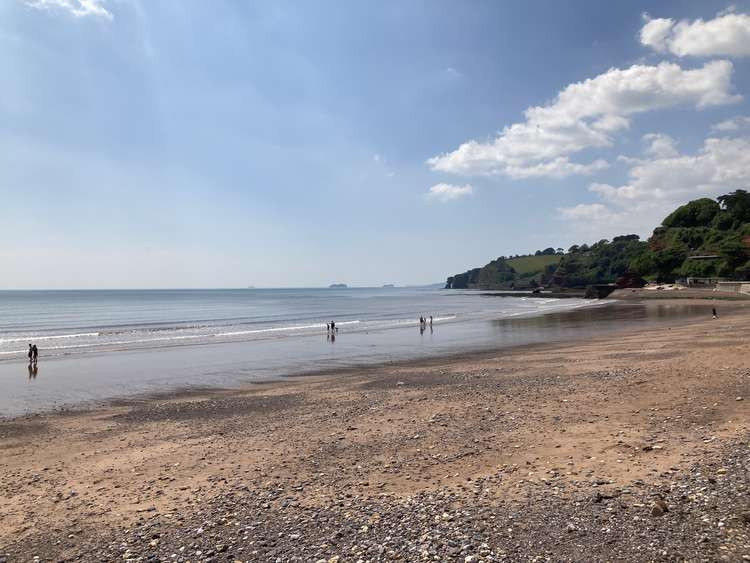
left=1, top=298, right=749, bottom=562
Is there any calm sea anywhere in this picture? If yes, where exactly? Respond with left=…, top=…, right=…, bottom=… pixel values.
left=0, top=288, right=708, bottom=417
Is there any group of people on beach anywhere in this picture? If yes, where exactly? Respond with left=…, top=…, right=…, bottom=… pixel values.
left=419, top=315, right=433, bottom=334
left=325, top=315, right=436, bottom=340
left=27, top=343, right=38, bottom=364
left=326, top=321, right=338, bottom=342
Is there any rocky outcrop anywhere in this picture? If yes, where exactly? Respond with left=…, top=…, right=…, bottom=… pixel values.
left=615, top=271, right=647, bottom=289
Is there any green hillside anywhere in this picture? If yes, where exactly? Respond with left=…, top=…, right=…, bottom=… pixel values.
left=446, top=190, right=750, bottom=290
left=554, top=190, right=750, bottom=286
left=506, top=254, right=561, bottom=275
left=446, top=250, right=562, bottom=289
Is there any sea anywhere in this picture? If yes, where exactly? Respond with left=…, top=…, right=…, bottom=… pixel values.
left=0, top=288, right=711, bottom=417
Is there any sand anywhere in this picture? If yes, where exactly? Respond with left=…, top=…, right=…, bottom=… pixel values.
left=1, top=298, right=749, bottom=561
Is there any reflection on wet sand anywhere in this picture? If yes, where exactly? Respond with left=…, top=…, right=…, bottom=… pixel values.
left=493, top=302, right=715, bottom=333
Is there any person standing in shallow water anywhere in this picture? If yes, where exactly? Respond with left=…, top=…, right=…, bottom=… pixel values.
left=27, top=344, right=33, bottom=364
left=32, top=344, right=38, bottom=364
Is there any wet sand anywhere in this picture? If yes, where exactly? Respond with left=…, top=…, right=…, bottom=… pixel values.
left=1, top=298, right=749, bottom=561
left=0, top=299, right=725, bottom=418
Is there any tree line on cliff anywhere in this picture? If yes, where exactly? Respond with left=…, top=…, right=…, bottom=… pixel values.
left=445, top=190, right=750, bottom=290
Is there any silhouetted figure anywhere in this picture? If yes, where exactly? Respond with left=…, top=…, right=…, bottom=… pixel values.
left=27, top=344, right=33, bottom=364
left=429, top=315, right=433, bottom=326
left=330, top=321, right=336, bottom=332
left=32, top=344, right=38, bottom=364
left=712, top=308, right=718, bottom=319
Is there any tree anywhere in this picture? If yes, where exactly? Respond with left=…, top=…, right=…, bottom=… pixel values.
left=718, top=189, right=750, bottom=223
left=719, top=239, right=748, bottom=272
left=651, top=248, right=687, bottom=283
left=478, top=258, right=516, bottom=288
left=662, top=198, right=720, bottom=228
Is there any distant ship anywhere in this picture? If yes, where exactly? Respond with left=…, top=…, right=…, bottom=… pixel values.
left=329, top=283, right=348, bottom=288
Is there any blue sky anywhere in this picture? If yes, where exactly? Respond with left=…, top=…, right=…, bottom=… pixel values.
left=3, top=1, right=750, bottom=288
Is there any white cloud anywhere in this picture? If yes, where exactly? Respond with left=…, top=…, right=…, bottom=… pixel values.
left=25, top=0, right=112, bottom=20
left=712, top=115, right=750, bottom=132
left=559, top=134, right=750, bottom=236
left=643, top=133, right=679, bottom=158
left=443, top=67, right=462, bottom=79
left=426, top=183, right=473, bottom=202
left=503, top=157, right=609, bottom=179
left=428, top=61, right=739, bottom=179
left=639, top=16, right=674, bottom=53
left=558, top=203, right=614, bottom=222
left=718, top=5, right=738, bottom=17
left=640, top=11, right=750, bottom=57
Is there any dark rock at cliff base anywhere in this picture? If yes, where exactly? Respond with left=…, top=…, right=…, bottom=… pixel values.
left=615, top=271, right=647, bottom=289
left=584, top=284, right=617, bottom=299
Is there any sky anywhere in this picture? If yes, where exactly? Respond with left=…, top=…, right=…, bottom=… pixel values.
left=2, top=1, right=750, bottom=288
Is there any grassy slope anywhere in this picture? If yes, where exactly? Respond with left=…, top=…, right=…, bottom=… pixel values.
left=506, top=254, right=561, bottom=275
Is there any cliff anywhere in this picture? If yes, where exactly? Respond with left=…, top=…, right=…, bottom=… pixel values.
left=446, top=190, right=750, bottom=290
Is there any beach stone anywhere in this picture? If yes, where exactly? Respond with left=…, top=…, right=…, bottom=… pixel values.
left=651, top=500, right=668, bottom=517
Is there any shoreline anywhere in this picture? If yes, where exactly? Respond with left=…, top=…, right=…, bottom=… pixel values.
left=2, top=298, right=750, bottom=561
left=0, top=297, right=731, bottom=421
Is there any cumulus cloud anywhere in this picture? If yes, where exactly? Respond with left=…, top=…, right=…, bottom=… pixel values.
left=559, top=134, right=750, bottom=236
left=503, top=157, right=609, bottom=179
left=426, top=183, right=473, bottom=202
left=558, top=203, right=614, bottom=222
left=712, top=115, right=750, bottom=132
left=25, top=0, right=112, bottom=20
left=640, top=11, right=750, bottom=57
left=427, top=61, right=738, bottom=179
left=643, top=133, right=679, bottom=158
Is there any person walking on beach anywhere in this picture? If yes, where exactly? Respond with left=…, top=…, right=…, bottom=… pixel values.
left=27, top=343, right=33, bottom=364
left=429, top=315, right=433, bottom=327
left=32, top=344, right=38, bottom=364
left=712, top=307, right=718, bottom=319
